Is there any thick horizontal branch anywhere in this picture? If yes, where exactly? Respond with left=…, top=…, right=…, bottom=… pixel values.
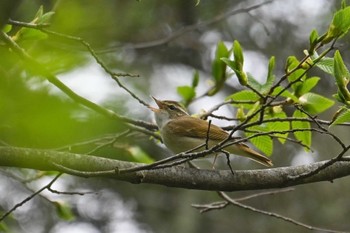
left=0, top=146, right=349, bottom=191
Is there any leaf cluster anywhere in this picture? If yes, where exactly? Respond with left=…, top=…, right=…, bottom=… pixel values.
left=176, top=2, right=350, bottom=156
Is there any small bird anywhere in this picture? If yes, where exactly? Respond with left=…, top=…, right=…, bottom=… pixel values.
left=149, top=97, right=273, bottom=167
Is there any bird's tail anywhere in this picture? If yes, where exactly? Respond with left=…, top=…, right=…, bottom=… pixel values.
left=227, top=143, right=273, bottom=167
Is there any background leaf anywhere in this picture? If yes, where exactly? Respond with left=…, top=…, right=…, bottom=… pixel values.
left=53, top=201, right=75, bottom=221
left=177, top=86, right=196, bottom=105
left=209, top=41, right=230, bottom=95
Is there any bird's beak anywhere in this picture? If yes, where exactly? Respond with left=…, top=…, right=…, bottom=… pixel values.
left=149, top=96, right=162, bottom=112
left=151, top=96, right=165, bottom=110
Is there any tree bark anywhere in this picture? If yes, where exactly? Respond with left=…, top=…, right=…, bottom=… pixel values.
left=0, top=146, right=349, bottom=191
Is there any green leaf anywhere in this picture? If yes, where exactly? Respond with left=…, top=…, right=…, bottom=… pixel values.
left=323, top=6, right=350, bottom=43
left=292, top=109, right=311, bottom=151
left=331, top=108, right=350, bottom=126
left=233, top=40, right=244, bottom=69
left=331, top=6, right=350, bottom=35
left=2, top=24, right=12, bottom=33
left=222, top=57, right=248, bottom=87
left=222, top=40, right=248, bottom=86
left=334, top=50, right=350, bottom=85
left=315, top=57, right=334, bottom=75
left=287, top=69, right=306, bottom=93
left=334, top=50, right=350, bottom=102
left=12, top=6, right=55, bottom=42
left=227, top=90, right=260, bottom=109
left=295, top=77, right=320, bottom=96
left=236, top=106, right=246, bottom=121
left=261, top=56, right=276, bottom=94
left=212, top=41, right=229, bottom=83
left=247, top=73, right=262, bottom=91
left=271, top=86, right=299, bottom=102
left=209, top=41, right=230, bottom=95
left=54, top=201, right=75, bottom=221
left=309, top=29, right=319, bottom=53
left=221, top=57, right=248, bottom=86
left=177, top=86, right=196, bottom=105
left=15, top=28, right=48, bottom=41
left=299, top=92, right=334, bottom=114
left=309, top=29, right=319, bottom=44
left=32, top=6, right=55, bottom=24
left=267, top=110, right=289, bottom=144
left=221, top=57, right=236, bottom=71
left=250, top=134, right=273, bottom=156
left=246, top=101, right=260, bottom=117
left=38, top=11, right=55, bottom=24
left=285, top=56, right=300, bottom=71
left=34, top=6, right=44, bottom=19
left=177, top=70, right=198, bottom=105
left=232, top=40, right=248, bottom=86
left=246, top=124, right=273, bottom=156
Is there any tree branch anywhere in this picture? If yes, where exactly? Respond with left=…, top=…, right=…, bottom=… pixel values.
left=1, top=146, right=350, bottom=192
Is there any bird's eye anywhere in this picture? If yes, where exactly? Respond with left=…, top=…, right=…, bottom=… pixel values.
left=168, top=105, right=176, bottom=111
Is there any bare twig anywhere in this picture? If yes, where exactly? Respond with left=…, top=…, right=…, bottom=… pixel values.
left=294, top=105, right=346, bottom=150
left=220, top=149, right=235, bottom=176
left=205, top=120, right=212, bottom=150
left=217, top=191, right=348, bottom=233
left=0, top=174, right=62, bottom=222
left=192, top=188, right=294, bottom=213
left=47, top=186, right=97, bottom=196
left=287, top=144, right=350, bottom=182
left=40, top=28, right=150, bottom=108
left=8, top=19, right=50, bottom=28
left=54, top=130, right=131, bottom=152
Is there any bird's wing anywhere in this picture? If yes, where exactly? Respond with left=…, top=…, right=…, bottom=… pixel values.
left=165, top=116, right=229, bottom=141
left=165, top=116, right=273, bottom=167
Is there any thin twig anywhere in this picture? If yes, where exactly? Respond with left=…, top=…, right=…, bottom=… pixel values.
left=0, top=31, right=157, bottom=132
left=192, top=188, right=294, bottom=213
left=47, top=187, right=97, bottom=196
left=8, top=19, right=50, bottom=28
left=220, top=150, right=235, bottom=176
left=205, top=120, right=212, bottom=150
left=54, top=130, right=131, bottom=152
left=218, top=191, right=348, bottom=233
left=0, top=174, right=62, bottom=222
left=40, top=28, right=150, bottom=108
left=287, top=144, right=350, bottom=182
left=295, top=105, right=346, bottom=150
